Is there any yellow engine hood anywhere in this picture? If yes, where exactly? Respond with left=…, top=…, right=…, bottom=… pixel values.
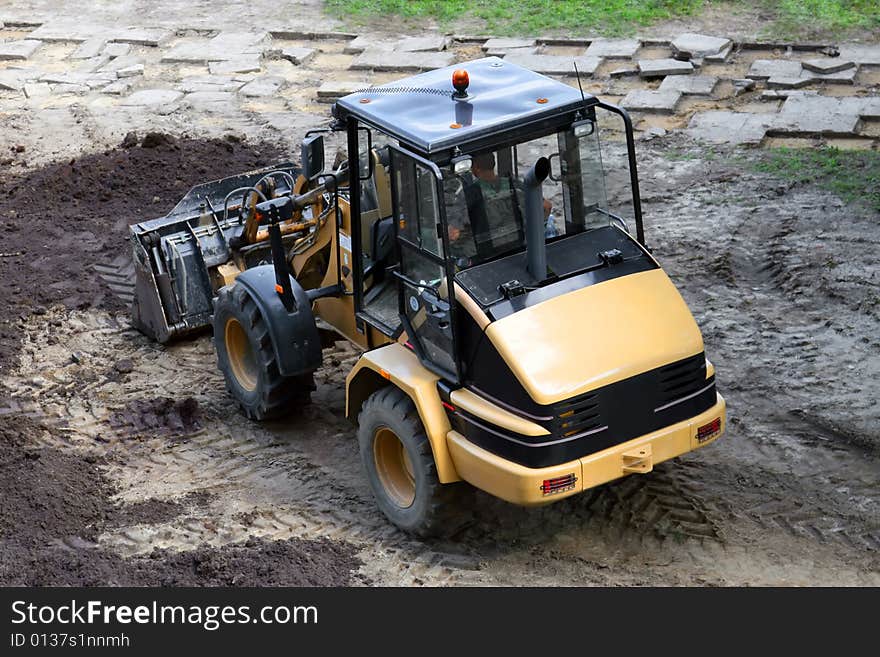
left=484, top=269, right=704, bottom=405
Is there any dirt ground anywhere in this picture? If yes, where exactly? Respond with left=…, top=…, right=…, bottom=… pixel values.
left=0, top=128, right=876, bottom=586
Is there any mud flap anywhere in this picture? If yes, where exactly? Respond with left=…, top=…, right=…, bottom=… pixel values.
left=232, top=266, right=322, bottom=377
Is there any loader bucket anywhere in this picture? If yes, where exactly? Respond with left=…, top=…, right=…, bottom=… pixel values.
left=130, top=162, right=299, bottom=343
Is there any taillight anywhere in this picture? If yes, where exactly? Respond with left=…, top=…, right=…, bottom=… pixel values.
left=540, top=473, right=577, bottom=496
left=697, top=417, right=722, bottom=443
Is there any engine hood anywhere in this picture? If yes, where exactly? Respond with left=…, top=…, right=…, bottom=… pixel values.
left=483, top=269, right=704, bottom=405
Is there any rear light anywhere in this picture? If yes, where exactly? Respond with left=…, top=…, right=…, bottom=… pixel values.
left=697, top=417, right=722, bottom=443
left=441, top=401, right=455, bottom=412
left=540, top=473, right=577, bottom=496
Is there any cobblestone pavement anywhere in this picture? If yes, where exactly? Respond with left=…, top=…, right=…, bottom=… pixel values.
left=1, top=2, right=878, bottom=165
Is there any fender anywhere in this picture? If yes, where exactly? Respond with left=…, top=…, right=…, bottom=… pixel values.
left=232, top=265, right=322, bottom=377
left=346, top=343, right=460, bottom=484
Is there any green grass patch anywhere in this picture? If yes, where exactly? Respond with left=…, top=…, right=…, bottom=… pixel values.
left=763, top=0, right=880, bottom=40
left=325, top=0, right=880, bottom=39
left=324, top=0, right=705, bottom=36
left=753, top=148, right=880, bottom=211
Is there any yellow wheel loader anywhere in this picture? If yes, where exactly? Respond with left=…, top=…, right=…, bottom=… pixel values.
left=131, top=57, right=725, bottom=536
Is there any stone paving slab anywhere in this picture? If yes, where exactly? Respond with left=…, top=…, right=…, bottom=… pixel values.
left=836, top=44, right=880, bottom=66
left=162, top=32, right=270, bottom=64
left=27, top=23, right=170, bottom=46
left=621, top=89, right=681, bottom=113
left=585, top=38, right=640, bottom=59
left=773, top=93, right=866, bottom=134
left=0, top=40, right=42, bottom=61
left=209, top=58, right=263, bottom=75
left=638, top=58, right=693, bottom=77
left=70, top=38, right=106, bottom=60
left=485, top=46, right=538, bottom=58
left=687, top=111, right=775, bottom=145
left=396, top=36, right=449, bottom=52
left=316, top=80, right=364, bottom=102
left=482, top=38, right=536, bottom=51
left=120, top=89, right=183, bottom=106
left=0, top=70, right=25, bottom=91
left=178, top=75, right=247, bottom=93
left=350, top=49, right=454, bottom=72
left=279, top=47, right=316, bottom=66
left=344, top=35, right=395, bottom=54
left=23, top=82, right=50, bottom=98
left=802, top=58, right=855, bottom=74
left=671, top=33, right=732, bottom=61
left=502, top=53, right=600, bottom=76
left=658, top=74, right=718, bottom=95
left=103, top=43, right=131, bottom=59
left=239, top=76, right=284, bottom=97
left=747, top=59, right=803, bottom=80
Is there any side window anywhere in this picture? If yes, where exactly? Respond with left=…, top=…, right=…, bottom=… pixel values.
left=392, top=152, right=444, bottom=257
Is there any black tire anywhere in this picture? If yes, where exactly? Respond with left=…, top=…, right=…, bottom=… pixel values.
left=358, top=386, right=469, bottom=537
left=213, top=284, right=313, bottom=420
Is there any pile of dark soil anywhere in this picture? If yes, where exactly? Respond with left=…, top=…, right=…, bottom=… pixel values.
left=0, top=416, right=364, bottom=586
left=0, top=133, right=287, bottom=372
left=109, top=396, right=203, bottom=438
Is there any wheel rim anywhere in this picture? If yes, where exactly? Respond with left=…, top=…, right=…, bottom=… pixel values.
left=373, top=427, right=416, bottom=508
left=224, top=317, right=258, bottom=392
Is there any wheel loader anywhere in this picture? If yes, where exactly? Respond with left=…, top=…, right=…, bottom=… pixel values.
left=130, top=57, right=725, bottom=535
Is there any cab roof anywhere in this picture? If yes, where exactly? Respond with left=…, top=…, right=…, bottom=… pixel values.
left=333, top=56, right=595, bottom=156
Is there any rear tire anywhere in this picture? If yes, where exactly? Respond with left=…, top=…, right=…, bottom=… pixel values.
left=213, top=284, right=313, bottom=420
left=358, top=386, right=469, bottom=537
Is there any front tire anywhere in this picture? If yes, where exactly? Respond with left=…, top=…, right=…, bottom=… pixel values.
left=213, top=284, right=313, bottom=420
left=358, top=386, right=467, bottom=536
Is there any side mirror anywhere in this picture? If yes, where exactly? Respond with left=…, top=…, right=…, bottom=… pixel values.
left=301, top=134, right=325, bottom=179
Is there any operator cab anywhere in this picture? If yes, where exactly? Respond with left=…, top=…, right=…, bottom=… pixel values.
left=331, top=57, right=648, bottom=383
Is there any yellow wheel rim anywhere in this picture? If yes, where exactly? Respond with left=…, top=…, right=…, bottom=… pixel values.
left=373, top=427, right=416, bottom=508
left=225, top=317, right=258, bottom=392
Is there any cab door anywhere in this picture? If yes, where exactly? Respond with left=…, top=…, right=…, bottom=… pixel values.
left=389, top=146, right=458, bottom=380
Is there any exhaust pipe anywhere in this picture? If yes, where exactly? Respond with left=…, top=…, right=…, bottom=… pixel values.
left=524, top=157, right=550, bottom=280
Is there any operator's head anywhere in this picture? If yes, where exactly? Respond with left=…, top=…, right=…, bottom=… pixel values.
left=471, top=152, right=496, bottom=181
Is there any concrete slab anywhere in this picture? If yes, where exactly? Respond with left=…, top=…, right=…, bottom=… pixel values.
left=350, top=50, right=454, bottom=72
left=0, top=40, right=42, bottom=61
left=100, top=80, right=133, bottom=95
left=209, top=58, right=262, bottom=75
left=483, top=38, right=536, bottom=51
left=585, top=38, right=640, bottom=59
left=70, top=38, right=106, bottom=60
left=671, top=33, right=732, bottom=60
left=52, top=83, right=89, bottom=95
left=103, top=43, right=131, bottom=59
left=621, top=89, right=682, bottom=113
left=502, top=53, right=601, bottom=76
left=178, top=75, right=245, bottom=93
left=0, top=71, right=25, bottom=92
left=396, top=36, right=449, bottom=52
left=345, top=35, right=395, bottom=54
left=117, top=64, right=144, bottom=79
left=836, top=44, right=880, bottom=66
left=772, top=93, right=862, bottom=135
left=280, top=47, right=316, bottom=66
left=658, top=74, right=718, bottom=95
left=802, top=58, right=856, bottom=74
left=184, top=91, right=236, bottom=104
left=162, top=32, right=269, bottom=63
left=747, top=59, right=802, bottom=80
left=23, top=82, right=50, bottom=98
left=687, top=111, right=773, bottom=145
left=316, top=80, right=363, bottom=102
left=638, top=58, right=693, bottom=77
left=120, top=89, right=183, bottom=106
left=485, top=46, right=538, bottom=58
left=238, top=76, right=284, bottom=97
